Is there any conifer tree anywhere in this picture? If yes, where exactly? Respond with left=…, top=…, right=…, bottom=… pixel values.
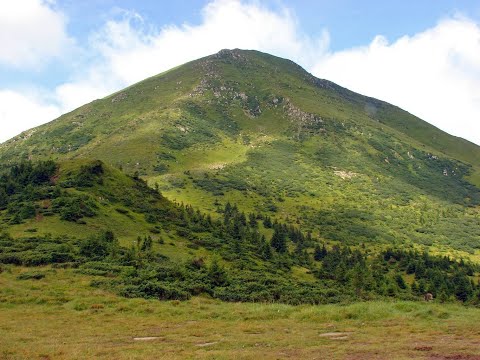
left=208, top=258, right=228, bottom=286
left=270, top=228, right=287, bottom=253
left=314, top=243, right=327, bottom=261
left=453, top=272, right=473, bottom=302
left=248, top=213, right=257, bottom=228
left=263, top=216, right=273, bottom=228
left=141, top=235, right=153, bottom=251
left=261, top=238, right=273, bottom=260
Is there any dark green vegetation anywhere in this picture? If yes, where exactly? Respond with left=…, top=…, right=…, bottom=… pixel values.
left=0, top=160, right=479, bottom=305
left=0, top=160, right=97, bottom=224
left=1, top=49, right=480, bottom=309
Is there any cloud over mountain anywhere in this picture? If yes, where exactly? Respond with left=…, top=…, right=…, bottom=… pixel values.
left=311, top=16, right=480, bottom=145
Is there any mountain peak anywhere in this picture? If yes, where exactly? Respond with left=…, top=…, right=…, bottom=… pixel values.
left=213, top=48, right=247, bottom=59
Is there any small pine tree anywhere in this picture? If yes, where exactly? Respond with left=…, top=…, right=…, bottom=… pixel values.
left=306, top=231, right=313, bottom=242
left=313, top=244, right=322, bottom=261
left=395, top=274, right=407, bottom=290
left=208, top=258, right=228, bottom=287
left=453, top=272, right=473, bottom=302
left=417, top=279, right=426, bottom=294
left=263, top=216, right=273, bottom=228
left=314, top=243, right=327, bottom=261
left=141, top=235, right=153, bottom=251
left=261, top=239, right=273, bottom=260
left=350, top=263, right=368, bottom=297
left=9, top=213, right=22, bottom=225
left=248, top=213, right=257, bottom=228
left=270, top=228, right=287, bottom=253
left=387, top=283, right=398, bottom=297
left=411, top=281, right=418, bottom=295
left=0, top=188, right=8, bottom=210
left=437, top=289, right=449, bottom=303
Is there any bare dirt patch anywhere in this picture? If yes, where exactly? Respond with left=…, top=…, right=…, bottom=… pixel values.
left=207, top=163, right=225, bottom=170
left=428, top=355, right=480, bottom=360
left=319, top=332, right=352, bottom=340
left=133, top=337, right=161, bottom=341
left=333, top=170, right=358, bottom=180
left=196, top=341, right=218, bottom=347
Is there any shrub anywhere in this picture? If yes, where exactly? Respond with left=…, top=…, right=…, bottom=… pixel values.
left=79, top=232, right=119, bottom=260
left=17, top=271, right=46, bottom=280
left=52, top=194, right=98, bottom=222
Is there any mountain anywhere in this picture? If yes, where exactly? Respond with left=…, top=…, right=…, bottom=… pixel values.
left=2, top=49, right=480, bottom=360
left=2, top=49, right=479, bottom=257
left=3, top=49, right=480, bottom=171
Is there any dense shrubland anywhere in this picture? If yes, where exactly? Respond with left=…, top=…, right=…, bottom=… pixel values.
left=1, top=160, right=479, bottom=305
left=0, top=160, right=99, bottom=224
left=1, top=229, right=479, bottom=305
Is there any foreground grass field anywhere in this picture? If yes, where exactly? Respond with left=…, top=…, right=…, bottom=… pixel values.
left=1, top=266, right=479, bottom=360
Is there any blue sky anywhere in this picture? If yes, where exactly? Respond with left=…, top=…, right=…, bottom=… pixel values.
left=60, top=1, right=480, bottom=49
left=1, top=0, right=480, bottom=144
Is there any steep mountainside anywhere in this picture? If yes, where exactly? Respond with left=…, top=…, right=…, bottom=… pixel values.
left=1, top=49, right=480, bottom=258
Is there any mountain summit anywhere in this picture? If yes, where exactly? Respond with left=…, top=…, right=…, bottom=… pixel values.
left=1, top=49, right=480, bottom=255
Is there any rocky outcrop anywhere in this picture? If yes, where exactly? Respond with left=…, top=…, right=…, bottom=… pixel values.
left=283, top=98, right=325, bottom=139
left=111, top=92, right=127, bottom=103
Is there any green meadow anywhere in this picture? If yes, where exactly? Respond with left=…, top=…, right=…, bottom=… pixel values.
left=1, top=266, right=480, bottom=360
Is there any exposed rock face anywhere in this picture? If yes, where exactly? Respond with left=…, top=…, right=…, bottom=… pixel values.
left=187, top=52, right=264, bottom=117
left=214, top=48, right=248, bottom=62
left=189, top=60, right=218, bottom=97
left=283, top=98, right=323, bottom=125
left=111, top=92, right=127, bottom=103
left=283, top=98, right=325, bottom=139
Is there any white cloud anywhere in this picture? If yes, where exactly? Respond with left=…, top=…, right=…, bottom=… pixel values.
left=311, top=16, right=480, bottom=145
left=0, top=90, right=61, bottom=140
left=86, top=0, right=328, bottom=85
left=54, top=64, right=123, bottom=111
left=0, top=0, right=73, bottom=68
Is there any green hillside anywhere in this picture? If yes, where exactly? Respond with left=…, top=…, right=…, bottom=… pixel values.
left=0, top=160, right=479, bottom=360
left=1, top=159, right=479, bottom=305
left=2, top=49, right=479, bottom=259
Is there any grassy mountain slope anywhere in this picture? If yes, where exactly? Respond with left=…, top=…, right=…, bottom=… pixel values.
left=1, top=49, right=480, bottom=259
left=0, top=160, right=194, bottom=261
